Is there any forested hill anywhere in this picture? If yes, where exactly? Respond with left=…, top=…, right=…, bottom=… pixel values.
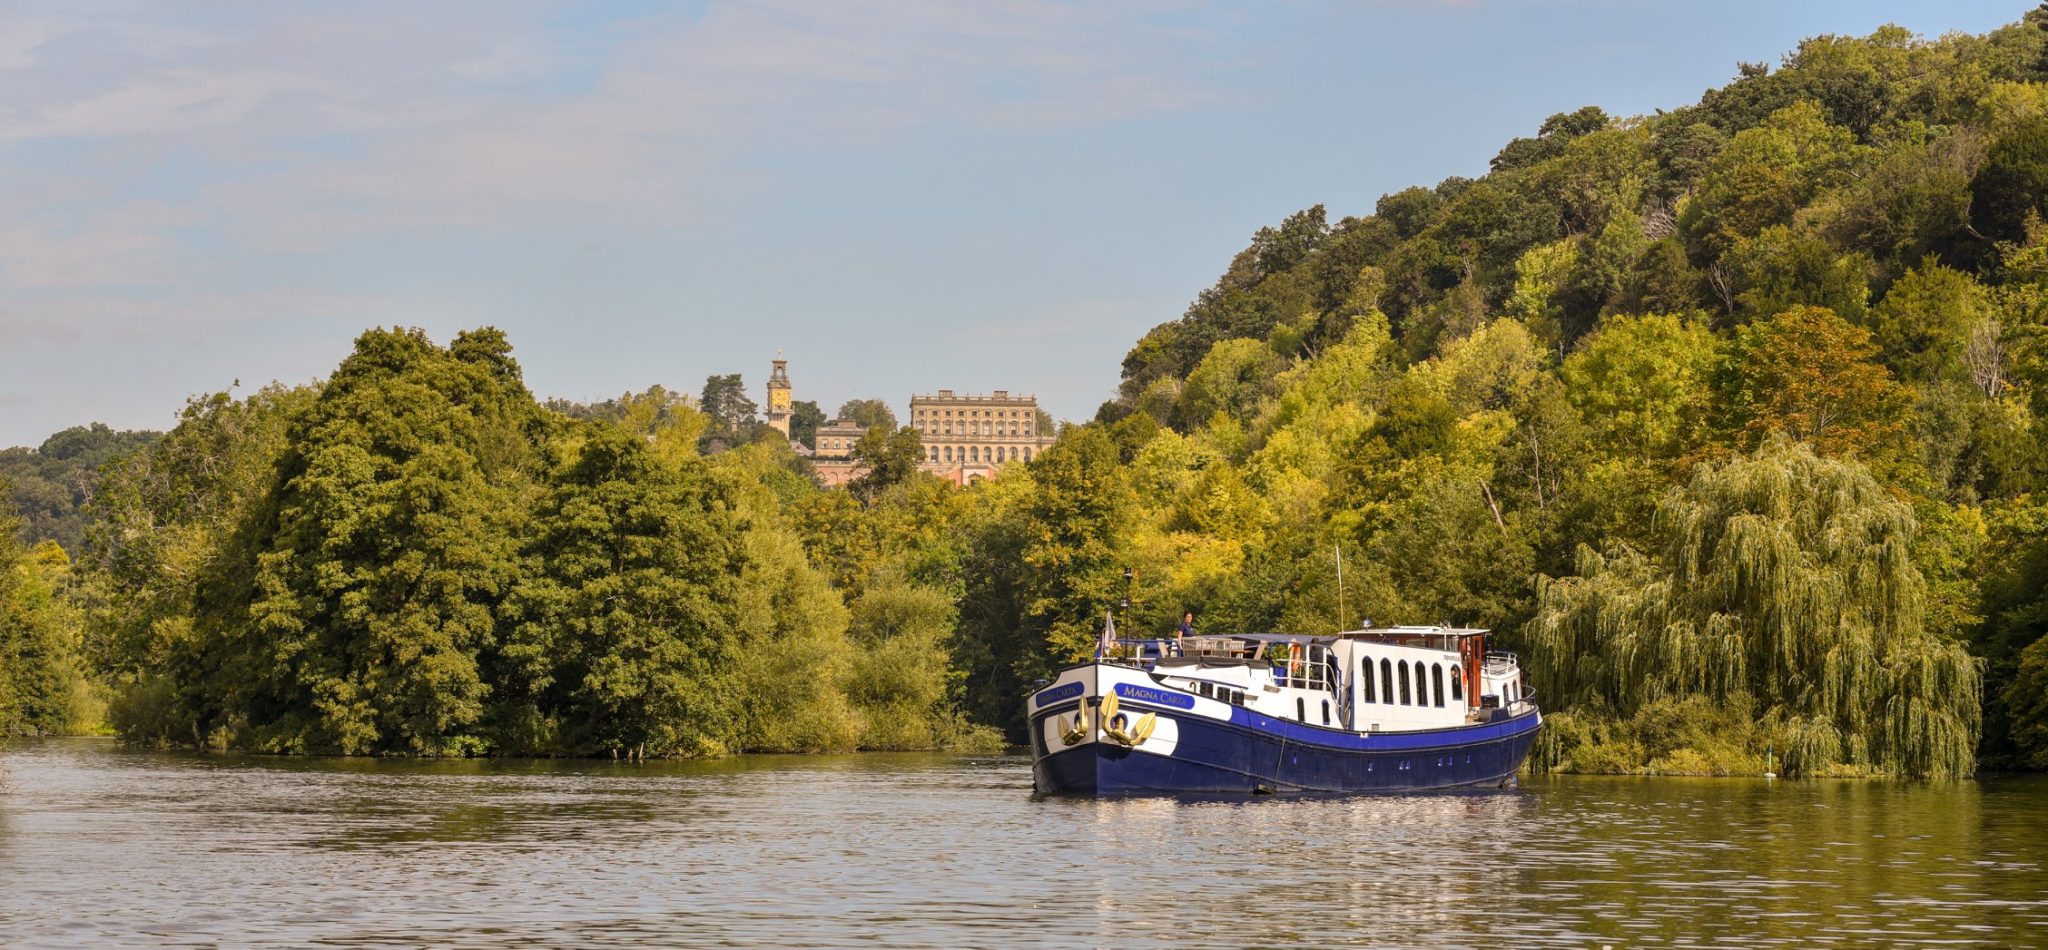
left=1, top=425, right=160, bottom=552
left=8, top=14, right=2048, bottom=777
left=1086, top=14, right=2048, bottom=776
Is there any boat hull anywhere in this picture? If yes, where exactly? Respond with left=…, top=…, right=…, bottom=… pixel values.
left=1028, top=664, right=1541, bottom=796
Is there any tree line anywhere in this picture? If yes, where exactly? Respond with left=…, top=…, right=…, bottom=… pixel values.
left=8, top=13, right=2048, bottom=776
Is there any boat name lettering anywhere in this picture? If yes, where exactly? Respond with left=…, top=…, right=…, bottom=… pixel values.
left=1113, top=684, right=1195, bottom=709
left=1034, top=682, right=1084, bottom=708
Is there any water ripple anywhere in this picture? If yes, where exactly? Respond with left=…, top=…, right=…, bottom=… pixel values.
left=3, top=741, right=2046, bottom=947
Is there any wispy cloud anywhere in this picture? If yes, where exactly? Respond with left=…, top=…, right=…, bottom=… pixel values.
left=0, top=1, right=1224, bottom=341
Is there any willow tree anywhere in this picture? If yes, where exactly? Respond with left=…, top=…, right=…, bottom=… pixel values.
left=1531, top=441, right=1980, bottom=777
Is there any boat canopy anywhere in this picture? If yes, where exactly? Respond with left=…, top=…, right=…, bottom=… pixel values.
left=1120, top=625, right=1491, bottom=664
left=1331, top=626, right=1489, bottom=652
left=1211, top=626, right=1489, bottom=651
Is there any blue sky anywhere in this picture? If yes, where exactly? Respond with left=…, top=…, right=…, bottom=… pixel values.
left=0, top=0, right=2026, bottom=446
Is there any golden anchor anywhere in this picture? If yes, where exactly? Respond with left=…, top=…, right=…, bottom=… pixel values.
left=1060, top=704, right=1091, bottom=746
left=1098, top=692, right=1158, bottom=747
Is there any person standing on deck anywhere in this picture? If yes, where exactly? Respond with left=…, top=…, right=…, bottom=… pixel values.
left=1175, top=612, right=1195, bottom=651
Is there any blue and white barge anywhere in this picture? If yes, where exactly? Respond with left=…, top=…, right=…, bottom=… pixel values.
left=1028, top=626, right=1541, bottom=796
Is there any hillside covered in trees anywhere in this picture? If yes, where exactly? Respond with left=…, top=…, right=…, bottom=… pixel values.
left=8, top=13, right=2048, bottom=777
left=2, top=425, right=160, bottom=553
left=1090, top=13, right=2048, bottom=777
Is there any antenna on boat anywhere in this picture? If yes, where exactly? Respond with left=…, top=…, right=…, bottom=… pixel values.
left=1334, top=543, right=1347, bottom=633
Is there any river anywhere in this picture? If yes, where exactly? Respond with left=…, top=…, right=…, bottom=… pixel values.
left=2, top=738, right=2045, bottom=947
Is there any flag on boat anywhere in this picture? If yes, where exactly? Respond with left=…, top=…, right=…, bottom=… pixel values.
left=1096, top=610, right=1117, bottom=658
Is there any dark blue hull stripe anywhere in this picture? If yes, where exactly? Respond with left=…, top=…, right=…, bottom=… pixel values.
left=1031, top=706, right=1541, bottom=795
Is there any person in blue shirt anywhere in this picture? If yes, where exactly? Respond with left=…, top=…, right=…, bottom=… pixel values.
left=1176, top=612, right=1195, bottom=641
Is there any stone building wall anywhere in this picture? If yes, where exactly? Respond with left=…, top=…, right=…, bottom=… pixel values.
left=909, top=389, right=1054, bottom=482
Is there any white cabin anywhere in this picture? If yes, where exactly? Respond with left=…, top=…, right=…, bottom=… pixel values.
left=1124, top=626, right=1529, bottom=734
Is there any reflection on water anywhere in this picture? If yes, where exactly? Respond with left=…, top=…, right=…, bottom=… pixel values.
left=2, top=739, right=2045, bottom=947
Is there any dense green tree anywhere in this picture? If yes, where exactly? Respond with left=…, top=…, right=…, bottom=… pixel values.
left=1619, top=238, right=1708, bottom=315
left=728, top=519, right=860, bottom=754
left=0, top=503, right=89, bottom=736
left=86, top=385, right=317, bottom=745
left=790, top=399, right=827, bottom=449
left=956, top=428, right=1127, bottom=736
left=835, top=399, right=898, bottom=431
left=1681, top=101, right=1865, bottom=269
left=1375, top=186, right=1443, bottom=239
left=847, top=426, right=927, bottom=505
left=1491, top=106, right=1612, bottom=172
left=1175, top=338, right=1281, bottom=430
left=1871, top=261, right=1994, bottom=385
left=699, top=373, right=758, bottom=437
left=843, top=578, right=997, bottom=751
left=1818, top=128, right=1981, bottom=275
left=1721, top=226, right=1871, bottom=324
left=496, top=426, right=748, bottom=757
left=237, top=328, right=547, bottom=754
left=1562, top=312, right=1720, bottom=459
left=1969, top=117, right=2048, bottom=245
left=1977, top=503, right=2048, bottom=767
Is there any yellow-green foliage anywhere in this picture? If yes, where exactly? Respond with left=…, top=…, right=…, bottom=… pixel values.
left=0, top=537, right=98, bottom=736
left=1561, top=312, right=1719, bottom=459
left=732, top=525, right=861, bottom=754
left=1506, top=239, right=1580, bottom=346
left=1537, top=697, right=1767, bottom=776
left=844, top=580, right=1002, bottom=752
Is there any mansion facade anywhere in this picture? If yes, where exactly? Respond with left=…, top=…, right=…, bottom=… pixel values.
left=768, top=356, right=1054, bottom=488
left=908, top=389, right=1055, bottom=484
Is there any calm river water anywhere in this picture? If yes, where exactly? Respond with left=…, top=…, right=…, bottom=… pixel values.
left=3, top=738, right=2046, bottom=947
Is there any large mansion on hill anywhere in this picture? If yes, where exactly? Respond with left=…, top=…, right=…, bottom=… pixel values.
left=772, top=358, right=1054, bottom=487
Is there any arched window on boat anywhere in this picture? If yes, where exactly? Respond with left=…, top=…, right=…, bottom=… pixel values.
left=1380, top=659, right=1393, bottom=707
left=1449, top=664, right=1463, bottom=703
left=1398, top=661, right=1412, bottom=705
left=1296, top=697, right=1306, bottom=721
left=1426, top=663, right=1440, bottom=707
left=1321, top=700, right=1331, bottom=725
left=1361, top=657, right=1377, bottom=703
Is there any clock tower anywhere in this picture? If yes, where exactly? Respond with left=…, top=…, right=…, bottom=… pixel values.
left=765, top=353, right=793, bottom=437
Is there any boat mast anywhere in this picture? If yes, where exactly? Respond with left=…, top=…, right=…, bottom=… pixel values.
left=1334, top=543, right=1347, bottom=633
left=1120, top=566, right=1133, bottom=642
